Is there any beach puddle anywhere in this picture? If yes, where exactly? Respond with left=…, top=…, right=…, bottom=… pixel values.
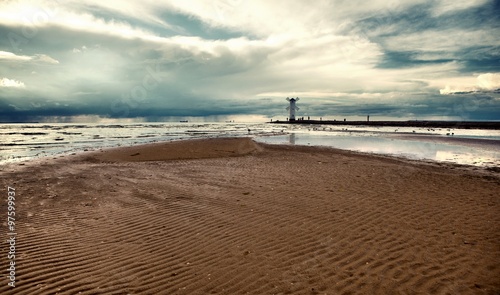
left=255, top=132, right=500, bottom=167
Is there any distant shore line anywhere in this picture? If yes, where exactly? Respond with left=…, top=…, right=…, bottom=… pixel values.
left=270, top=120, right=500, bottom=129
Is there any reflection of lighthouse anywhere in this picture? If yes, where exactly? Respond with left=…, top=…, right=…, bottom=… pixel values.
left=286, top=97, right=299, bottom=121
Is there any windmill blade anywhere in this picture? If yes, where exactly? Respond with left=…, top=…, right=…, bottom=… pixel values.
left=286, top=97, right=290, bottom=101
left=296, top=97, right=299, bottom=101
left=286, top=107, right=290, bottom=111
left=296, top=107, right=300, bottom=110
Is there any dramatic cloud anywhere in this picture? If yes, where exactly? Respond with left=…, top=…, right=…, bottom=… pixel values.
left=0, top=0, right=499, bottom=122
left=440, top=73, right=500, bottom=94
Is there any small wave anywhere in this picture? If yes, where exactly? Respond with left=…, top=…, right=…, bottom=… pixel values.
left=1, top=132, right=48, bottom=135
left=31, top=144, right=67, bottom=149
left=0, top=142, right=55, bottom=146
left=186, top=130, right=219, bottom=133
left=96, top=125, right=125, bottom=128
left=58, top=131, right=83, bottom=135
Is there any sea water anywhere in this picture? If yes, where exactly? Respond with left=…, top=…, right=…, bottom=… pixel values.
left=0, top=122, right=280, bottom=163
left=1, top=122, right=499, bottom=167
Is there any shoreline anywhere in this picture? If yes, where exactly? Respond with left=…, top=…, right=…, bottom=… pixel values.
left=3, top=136, right=499, bottom=177
left=90, top=137, right=500, bottom=177
left=1, top=137, right=499, bottom=294
left=2, top=121, right=499, bottom=168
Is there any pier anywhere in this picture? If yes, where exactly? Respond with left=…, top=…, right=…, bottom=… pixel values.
left=270, top=120, right=500, bottom=130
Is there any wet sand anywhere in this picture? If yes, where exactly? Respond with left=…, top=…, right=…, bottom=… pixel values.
left=1, top=137, right=499, bottom=294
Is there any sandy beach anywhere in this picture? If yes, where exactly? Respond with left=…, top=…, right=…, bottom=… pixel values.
left=1, top=137, right=499, bottom=294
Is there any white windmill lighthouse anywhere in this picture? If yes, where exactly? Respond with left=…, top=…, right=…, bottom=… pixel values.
left=286, top=97, right=299, bottom=121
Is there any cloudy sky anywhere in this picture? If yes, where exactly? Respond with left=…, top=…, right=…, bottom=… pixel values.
left=0, top=0, right=499, bottom=122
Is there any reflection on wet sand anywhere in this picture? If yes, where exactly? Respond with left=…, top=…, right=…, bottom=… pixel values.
left=256, top=133, right=500, bottom=167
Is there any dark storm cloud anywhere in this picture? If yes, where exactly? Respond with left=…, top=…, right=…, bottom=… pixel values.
left=351, top=1, right=500, bottom=71
left=377, top=51, right=454, bottom=69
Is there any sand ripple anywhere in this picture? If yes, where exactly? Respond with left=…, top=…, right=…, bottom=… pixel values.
left=1, top=138, right=499, bottom=294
